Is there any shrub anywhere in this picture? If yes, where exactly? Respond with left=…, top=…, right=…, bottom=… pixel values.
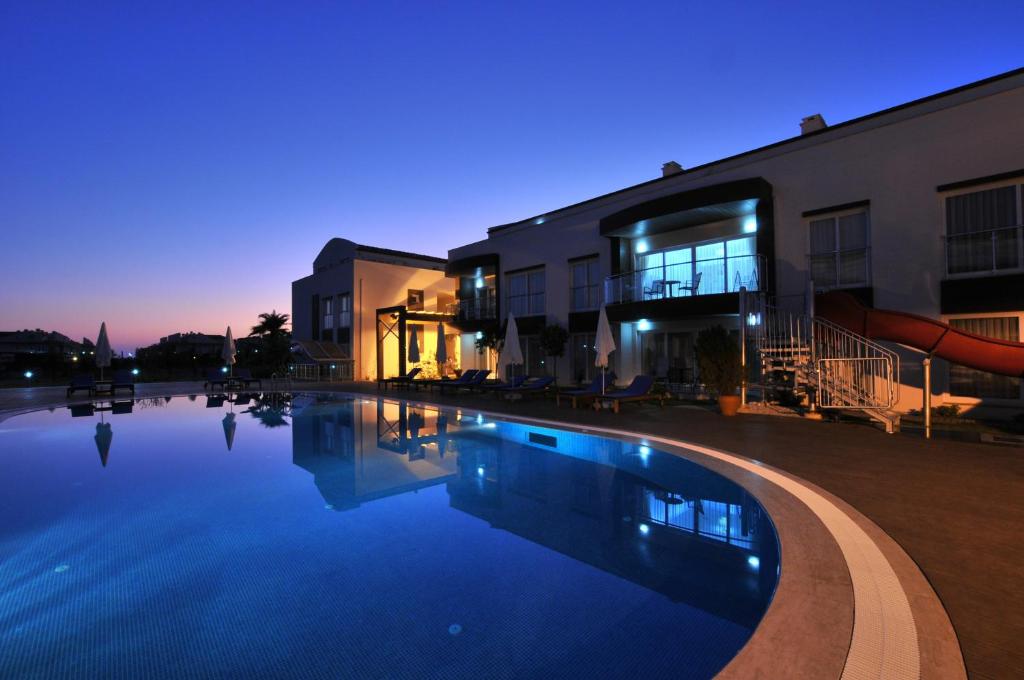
left=695, top=325, right=742, bottom=398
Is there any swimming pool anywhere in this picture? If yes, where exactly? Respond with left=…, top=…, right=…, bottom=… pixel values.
left=0, top=393, right=779, bottom=679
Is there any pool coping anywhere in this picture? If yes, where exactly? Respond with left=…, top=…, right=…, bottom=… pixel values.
left=1, top=388, right=966, bottom=679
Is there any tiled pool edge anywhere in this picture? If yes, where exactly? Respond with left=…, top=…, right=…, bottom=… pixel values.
left=381, top=393, right=966, bottom=680
left=0, top=388, right=966, bottom=679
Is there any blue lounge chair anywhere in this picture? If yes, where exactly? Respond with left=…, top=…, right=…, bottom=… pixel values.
left=422, top=369, right=478, bottom=391
left=602, top=375, right=663, bottom=413
left=478, top=374, right=528, bottom=392
left=556, top=373, right=617, bottom=408
left=204, top=369, right=228, bottom=391
left=67, top=374, right=96, bottom=398
left=503, top=376, right=554, bottom=397
left=378, top=367, right=421, bottom=390
left=112, top=369, right=136, bottom=395
left=439, top=369, right=491, bottom=394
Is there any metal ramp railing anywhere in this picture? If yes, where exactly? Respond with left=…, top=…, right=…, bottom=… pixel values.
left=741, top=288, right=901, bottom=433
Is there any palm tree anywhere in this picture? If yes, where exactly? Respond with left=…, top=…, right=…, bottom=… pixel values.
left=251, top=311, right=290, bottom=338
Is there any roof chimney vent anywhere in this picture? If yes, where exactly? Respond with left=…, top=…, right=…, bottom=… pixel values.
left=662, top=161, right=683, bottom=177
left=800, top=114, right=827, bottom=135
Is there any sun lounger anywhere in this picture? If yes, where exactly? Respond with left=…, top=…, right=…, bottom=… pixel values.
left=204, top=369, right=228, bottom=390
left=377, top=367, right=422, bottom=390
left=502, top=376, right=554, bottom=397
left=206, top=395, right=226, bottom=408
left=477, top=374, right=528, bottom=392
left=420, top=369, right=478, bottom=391
left=439, top=369, right=491, bottom=394
left=599, top=375, right=663, bottom=413
left=112, top=369, right=136, bottom=395
left=67, top=374, right=96, bottom=398
left=234, top=368, right=262, bottom=390
left=556, top=374, right=610, bottom=408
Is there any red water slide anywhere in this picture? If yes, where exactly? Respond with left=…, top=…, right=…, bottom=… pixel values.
left=815, top=292, right=1024, bottom=377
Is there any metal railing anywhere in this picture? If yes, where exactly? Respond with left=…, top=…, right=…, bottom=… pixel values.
left=742, top=288, right=900, bottom=432
left=446, top=289, right=497, bottom=321
left=606, top=253, right=765, bottom=304
left=287, top=360, right=354, bottom=382
left=945, top=224, right=1023, bottom=276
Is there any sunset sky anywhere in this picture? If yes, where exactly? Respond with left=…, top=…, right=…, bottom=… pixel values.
left=2, top=1, right=1021, bottom=352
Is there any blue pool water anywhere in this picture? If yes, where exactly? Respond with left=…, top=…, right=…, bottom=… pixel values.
left=0, top=393, right=779, bottom=679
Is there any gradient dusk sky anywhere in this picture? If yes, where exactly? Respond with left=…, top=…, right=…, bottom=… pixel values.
left=1, top=2, right=1021, bottom=352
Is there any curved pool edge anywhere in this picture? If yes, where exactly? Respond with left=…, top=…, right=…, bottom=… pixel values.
left=367, top=392, right=965, bottom=680
left=0, top=388, right=966, bottom=679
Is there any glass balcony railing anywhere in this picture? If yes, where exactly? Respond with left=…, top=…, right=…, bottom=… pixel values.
left=605, top=253, right=765, bottom=305
left=945, top=224, right=1023, bottom=276
left=446, top=289, right=497, bottom=321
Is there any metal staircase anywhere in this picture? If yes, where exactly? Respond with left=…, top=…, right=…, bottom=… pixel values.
left=741, top=289, right=901, bottom=433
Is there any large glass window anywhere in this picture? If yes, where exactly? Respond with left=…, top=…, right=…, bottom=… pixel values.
left=338, top=293, right=351, bottom=328
left=321, top=297, right=334, bottom=330
left=948, top=316, right=1021, bottom=399
left=809, top=210, right=870, bottom=289
left=570, top=258, right=601, bottom=311
left=639, top=235, right=757, bottom=298
left=514, top=334, right=546, bottom=377
left=507, top=268, right=545, bottom=317
left=945, top=185, right=1022, bottom=274
left=570, top=332, right=597, bottom=384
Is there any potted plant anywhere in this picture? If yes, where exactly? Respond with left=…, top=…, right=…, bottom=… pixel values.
left=695, top=325, right=743, bottom=416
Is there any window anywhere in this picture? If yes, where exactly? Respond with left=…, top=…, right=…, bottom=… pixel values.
left=809, top=210, right=869, bottom=290
left=507, top=268, right=545, bottom=317
left=639, top=235, right=757, bottom=297
left=948, top=316, right=1021, bottom=399
left=570, top=258, right=600, bottom=311
left=338, top=293, right=351, bottom=328
left=945, top=184, right=1022, bottom=275
left=321, top=297, right=334, bottom=330
left=518, top=335, right=546, bottom=377
left=570, top=333, right=597, bottom=383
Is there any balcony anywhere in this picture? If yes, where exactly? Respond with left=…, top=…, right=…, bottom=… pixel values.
left=446, top=289, right=497, bottom=323
left=945, top=224, right=1023, bottom=277
left=605, top=253, right=766, bottom=305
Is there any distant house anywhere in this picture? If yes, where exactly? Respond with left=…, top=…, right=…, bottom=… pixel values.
left=0, top=329, right=91, bottom=364
left=137, top=332, right=224, bottom=360
left=291, top=239, right=457, bottom=381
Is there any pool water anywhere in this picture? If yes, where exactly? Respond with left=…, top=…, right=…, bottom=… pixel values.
left=0, top=393, right=779, bottom=679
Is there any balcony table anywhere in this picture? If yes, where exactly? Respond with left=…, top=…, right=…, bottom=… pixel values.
left=659, top=280, right=681, bottom=298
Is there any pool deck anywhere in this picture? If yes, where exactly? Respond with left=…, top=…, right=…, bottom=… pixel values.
left=2, top=381, right=1021, bottom=679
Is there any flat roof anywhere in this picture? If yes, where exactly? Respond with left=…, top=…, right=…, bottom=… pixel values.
left=486, top=66, right=1024, bottom=235
left=355, top=243, right=446, bottom=265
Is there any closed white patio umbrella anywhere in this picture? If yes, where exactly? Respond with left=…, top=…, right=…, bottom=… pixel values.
left=95, top=322, right=112, bottom=381
left=222, top=326, right=236, bottom=377
left=594, top=306, right=616, bottom=394
left=501, top=314, right=524, bottom=377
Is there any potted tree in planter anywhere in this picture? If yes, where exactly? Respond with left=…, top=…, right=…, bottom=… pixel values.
left=696, top=325, right=743, bottom=416
left=539, top=324, right=569, bottom=384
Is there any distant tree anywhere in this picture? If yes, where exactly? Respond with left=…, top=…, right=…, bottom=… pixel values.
left=539, top=324, right=569, bottom=382
left=249, top=311, right=292, bottom=375
left=250, top=311, right=290, bottom=338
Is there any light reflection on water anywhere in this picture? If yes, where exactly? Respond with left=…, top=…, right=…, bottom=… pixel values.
left=0, top=392, right=778, bottom=680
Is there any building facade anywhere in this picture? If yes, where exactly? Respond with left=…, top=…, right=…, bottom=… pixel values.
left=291, top=239, right=458, bottom=381
left=445, top=68, right=1024, bottom=414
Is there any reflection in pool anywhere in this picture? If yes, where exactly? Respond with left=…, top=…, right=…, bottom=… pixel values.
left=0, top=393, right=778, bottom=679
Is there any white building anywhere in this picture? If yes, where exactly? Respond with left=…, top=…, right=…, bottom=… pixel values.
left=291, top=239, right=458, bottom=381
left=445, top=68, right=1024, bottom=415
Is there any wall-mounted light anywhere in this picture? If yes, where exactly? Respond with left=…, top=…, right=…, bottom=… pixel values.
left=638, top=523, right=650, bottom=536
left=743, top=216, right=758, bottom=234
left=747, top=556, right=760, bottom=570
left=24, top=370, right=34, bottom=379
left=475, top=331, right=483, bottom=340
left=635, top=239, right=650, bottom=254
left=131, top=368, right=140, bottom=376
left=637, top=319, right=652, bottom=332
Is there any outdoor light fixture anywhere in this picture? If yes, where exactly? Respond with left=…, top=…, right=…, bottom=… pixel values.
left=747, top=556, right=760, bottom=569
left=131, top=368, right=140, bottom=376
left=221, top=367, right=228, bottom=374
left=24, top=370, right=34, bottom=379
left=475, top=331, right=483, bottom=340
left=637, top=319, right=652, bottom=332
left=72, top=356, right=78, bottom=362
left=746, top=313, right=762, bottom=326
left=639, top=523, right=650, bottom=536
left=635, top=240, right=650, bottom=254
left=743, top=216, right=758, bottom=233
left=476, top=466, right=485, bottom=477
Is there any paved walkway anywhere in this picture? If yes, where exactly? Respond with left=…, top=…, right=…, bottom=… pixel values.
left=2, top=381, right=1021, bottom=679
